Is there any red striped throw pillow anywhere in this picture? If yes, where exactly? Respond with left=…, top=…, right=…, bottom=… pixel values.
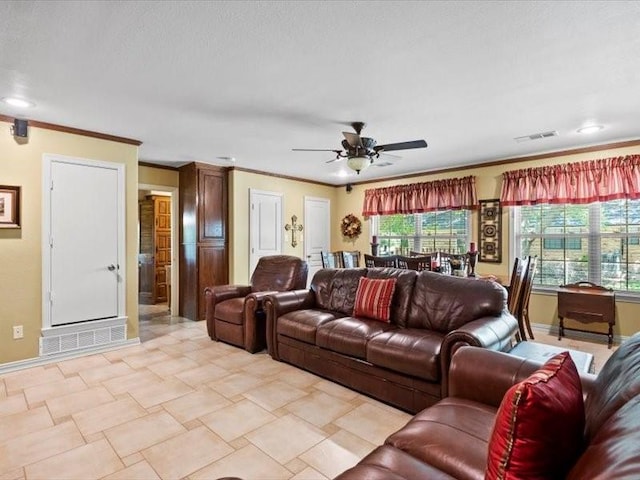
left=353, top=277, right=397, bottom=322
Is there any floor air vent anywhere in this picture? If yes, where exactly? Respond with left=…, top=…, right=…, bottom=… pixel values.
left=40, top=323, right=127, bottom=356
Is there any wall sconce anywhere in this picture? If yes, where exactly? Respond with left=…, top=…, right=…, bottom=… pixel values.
left=284, top=214, right=304, bottom=247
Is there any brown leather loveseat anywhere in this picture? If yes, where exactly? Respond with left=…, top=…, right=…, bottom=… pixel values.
left=205, top=255, right=308, bottom=353
left=265, top=267, right=517, bottom=412
left=337, top=332, right=640, bottom=479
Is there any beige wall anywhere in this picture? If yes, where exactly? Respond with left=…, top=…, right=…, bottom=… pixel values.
left=139, top=165, right=179, bottom=187
left=229, top=170, right=337, bottom=284
left=334, top=144, right=640, bottom=338
left=0, top=121, right=139, bottom=364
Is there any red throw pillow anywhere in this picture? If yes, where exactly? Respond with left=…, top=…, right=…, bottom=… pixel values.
left=353, top=277, right=397, bottom=322
left=485, top=351, right=585, bottom=480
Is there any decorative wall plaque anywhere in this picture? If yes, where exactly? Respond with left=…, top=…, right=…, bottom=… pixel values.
left=479, top=199, right=501, bottom=263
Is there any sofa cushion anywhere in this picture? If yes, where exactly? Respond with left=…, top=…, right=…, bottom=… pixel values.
left=366, top=268, right=417, bottom=327
left=567, top=395, right=640, bottom=480
left=366, top=329, right=445, bottom=382
left=386, top=397, right=497, bottom=480
left=310, top=268, right=367, bottom=315
left=316, top=317, right=396, bottom=359
left=214, top=297, right=245, bottom=325
left=336, top=445, right=457, bottom=480
left=485, top=352, right=585, bottom=480
left=277, top=309, right=344, bottom=345
left=583, top=331, right=640, bottom=442
left=354, top=277, right=397, bottom=322
left=407, top=272, right=506, bottom=332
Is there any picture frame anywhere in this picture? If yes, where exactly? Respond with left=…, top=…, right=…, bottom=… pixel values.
left=0, top=185, right=21, bottom=229
left=478, top=198, right=501, bottom=263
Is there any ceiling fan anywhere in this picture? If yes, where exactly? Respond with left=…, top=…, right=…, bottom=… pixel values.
left=292, top=122, right=428, bottom=174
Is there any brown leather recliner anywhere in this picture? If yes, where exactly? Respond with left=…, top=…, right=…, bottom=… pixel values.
left=204, top=255, right=308, bottom=353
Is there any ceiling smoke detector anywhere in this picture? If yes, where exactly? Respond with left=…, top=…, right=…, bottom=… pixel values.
left=514, top=131, right=559, bottom=143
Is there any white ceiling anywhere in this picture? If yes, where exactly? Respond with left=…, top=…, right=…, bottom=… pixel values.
left=1, top=1, right=639, bottom=185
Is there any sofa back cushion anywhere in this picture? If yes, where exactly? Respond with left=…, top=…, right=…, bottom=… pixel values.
left=567, top=395, right=640, bottom=480
left=583, top=331, right=640, bottom=442
left=486, top=352, right=585, bottom=480
left=407, top=272, right=506, bottom=332
left=310, top=268, right=367, bottom=316
left=251, top=255, right=308, bottom=292
left=366, top=268, right=417, bottom=326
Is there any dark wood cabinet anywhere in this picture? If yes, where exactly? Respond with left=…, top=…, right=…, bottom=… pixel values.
left=179, top=163, right=229, bottom=320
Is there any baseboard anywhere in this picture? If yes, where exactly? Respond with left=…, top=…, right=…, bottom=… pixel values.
left=531, top=323, right=630, bottom=345
left=0, top=338, right=140, bottom=375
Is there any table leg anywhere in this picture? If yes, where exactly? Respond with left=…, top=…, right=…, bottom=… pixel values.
left=558, top=316, right=564, bottom=341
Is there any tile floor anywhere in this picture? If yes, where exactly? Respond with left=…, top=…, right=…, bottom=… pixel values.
left=0, top=307, right=618, bottom=480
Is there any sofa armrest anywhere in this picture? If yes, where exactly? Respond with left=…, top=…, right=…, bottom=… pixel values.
left=204, top=285, right=252, bottom=339
left=264, top=289, right=315, bottom=359
left=448, top=346, right=598, bottom=408
left=243, top=291, right=279, bottom=352
left=448, top=346, right=544, bottom=407
left=440, top=312, right=518, bottom=397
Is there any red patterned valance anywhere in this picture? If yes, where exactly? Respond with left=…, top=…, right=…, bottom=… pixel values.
left=362, top=176, right=477, bottom=216
left=500, top=155, right=640, bottom=206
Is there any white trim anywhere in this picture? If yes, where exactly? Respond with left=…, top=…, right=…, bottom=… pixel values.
left=531, top=322, right=629, bottom=345
left=42, top=154, right=126, bottom=329
left=138, top=183, right=179, bottom=316
left=0, top=338, right=140, bottom=375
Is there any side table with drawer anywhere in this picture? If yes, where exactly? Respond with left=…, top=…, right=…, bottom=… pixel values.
left=557, top=282, right=615, bottom=349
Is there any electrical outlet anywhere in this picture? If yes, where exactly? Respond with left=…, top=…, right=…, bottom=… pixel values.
left=13, top=325, right=23, bottom=339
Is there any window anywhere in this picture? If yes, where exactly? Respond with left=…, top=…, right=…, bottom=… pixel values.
left=372, top=210, right=470, bottom=256
left=514, top=199, right=640, bottom=292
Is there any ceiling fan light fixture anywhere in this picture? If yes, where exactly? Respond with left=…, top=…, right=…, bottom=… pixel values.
left=347, top=155, right=371, bottom=174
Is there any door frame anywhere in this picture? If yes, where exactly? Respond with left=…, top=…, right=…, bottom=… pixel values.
left=42, top=154, right=126, bottom=330
left=138, top=183, right=179, bottom=316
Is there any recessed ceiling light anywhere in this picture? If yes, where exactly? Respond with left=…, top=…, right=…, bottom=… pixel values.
left=2, top=97, right=35, bottom=108
left=577, top=125, right=603, bottom=134
left=217, top=156, right=236, bottom=162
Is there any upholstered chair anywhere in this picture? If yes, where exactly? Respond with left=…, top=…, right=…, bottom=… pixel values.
left=204, top=255, right=308, bottom=353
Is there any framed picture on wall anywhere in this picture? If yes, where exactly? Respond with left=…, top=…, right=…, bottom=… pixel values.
left=479, top=198, right=501, bottom=263
left=0, top=185, right=21, bottom=229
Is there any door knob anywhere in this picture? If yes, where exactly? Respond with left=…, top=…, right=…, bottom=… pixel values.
left=108, top=264, right=116, bottom=271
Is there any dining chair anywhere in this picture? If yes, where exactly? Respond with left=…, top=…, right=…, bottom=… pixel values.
left=321, top=251, right=344, bottom=268
left=341, top=250, right=361, bottom=268
left=397, top=255, right=432, bottom=271
left=364, top=254, right=398, bottom=268
left=518, top=256, right=538, bottom=340
left=507, top=256, right=529, bottom=342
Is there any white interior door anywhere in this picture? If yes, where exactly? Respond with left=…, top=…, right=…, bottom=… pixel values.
left=304, top=196, right=330, bottom=285
left=46, top=157, right=124, bottom=326
left=249, top=189, right=283, bottom=276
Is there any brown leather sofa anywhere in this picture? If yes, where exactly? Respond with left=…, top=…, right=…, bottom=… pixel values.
left=337, top=332, right=640, bottom=479
left=265, top=268, right=517, bottom=413
left=204, top=255, right=308, bottom=353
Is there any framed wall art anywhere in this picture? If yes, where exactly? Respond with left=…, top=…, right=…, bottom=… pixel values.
left=478, top=198, right=501, bottom=263
left=0, top=185, right=21, bottom=229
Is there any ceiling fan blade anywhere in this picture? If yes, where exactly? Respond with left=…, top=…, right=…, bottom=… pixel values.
left=326, top=157, right=343, bottom=164
left=342, top=132, right=363, bottom=147
left=379, top=152, right=402, bottom=159
left=376, top=139, right=428, bottom=152
left=292, top=148, right=341, bottom=152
